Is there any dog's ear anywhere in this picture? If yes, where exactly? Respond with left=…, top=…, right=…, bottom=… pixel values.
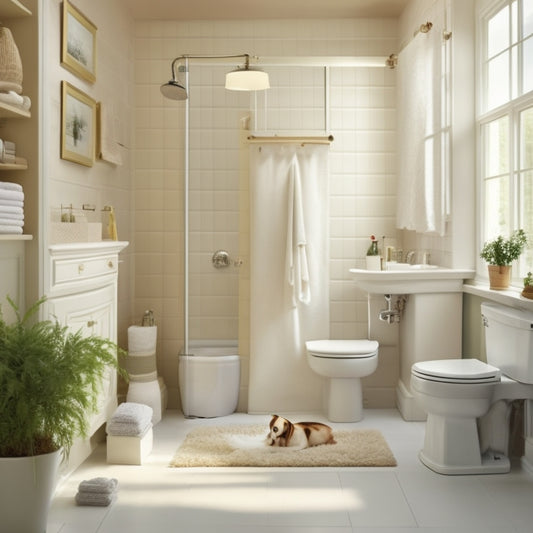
left=269, top=414, right=279, bottom=429
left=283, top=419, right=293, bottom=440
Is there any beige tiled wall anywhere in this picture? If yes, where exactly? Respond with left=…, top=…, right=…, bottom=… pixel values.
left=44, top=0, right=134, bottom=351
left=134, top=18, right=399, bottom=408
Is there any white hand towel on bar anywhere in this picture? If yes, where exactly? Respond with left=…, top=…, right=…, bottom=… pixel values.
left=285, top=155, right=310, bottom=306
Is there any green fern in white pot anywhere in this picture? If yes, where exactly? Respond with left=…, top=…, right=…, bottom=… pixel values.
left=0, top=296, right=127, bottom=532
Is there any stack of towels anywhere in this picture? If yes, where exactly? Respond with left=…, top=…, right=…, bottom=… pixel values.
left=0, top=181, right=23, bottom=234
left=0, top=139, right=16, bottom=163
left=106, top=402, right=153, bottom=438
left=75, top=477, right=118, bottom=507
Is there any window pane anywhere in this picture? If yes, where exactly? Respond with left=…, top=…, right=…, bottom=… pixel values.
left=485, top=175, right=510, bottom=239
left=488, top=5, right=510, bottom=57
left=512, top=0, right=518, bottom=42
left=512, top=44, right=519, bottom=98
left=521, top=106, right=533, bottom=169
left=523, top=36, right=533, bottom=94
left=488, top=53, right=510, bottom=109
left=520, top=170, right=533, bottom=271
left=524, top=0, right=533, bottom=38
left=485, top=116, right=509, bottom=176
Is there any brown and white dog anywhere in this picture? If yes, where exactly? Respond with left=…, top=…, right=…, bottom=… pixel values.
left=266, top=414, right=336, bottom=450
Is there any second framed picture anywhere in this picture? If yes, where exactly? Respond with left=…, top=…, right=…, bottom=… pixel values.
left=61, top=81, right=96, bottom=167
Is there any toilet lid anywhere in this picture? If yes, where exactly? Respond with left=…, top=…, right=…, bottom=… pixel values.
left=412, top=359, right=501, bottom=384
left=306, top=339, right=378, bottom=358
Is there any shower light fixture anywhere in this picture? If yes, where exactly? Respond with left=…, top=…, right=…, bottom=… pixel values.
left=160, top=53, right=269, bottom=100
left=225, top=55, right=270, bottom=91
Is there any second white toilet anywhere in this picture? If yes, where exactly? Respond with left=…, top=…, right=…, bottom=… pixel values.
left=411, top=302, right=533, bottom=475
left=305, top=339, right=379, bottom=422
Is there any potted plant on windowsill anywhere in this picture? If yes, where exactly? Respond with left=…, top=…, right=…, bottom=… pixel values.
left=480, top=229, right=529, bottom=290
left=522, top=272, right=533, bottom=300
left=0, top=296, right=127, bottom=533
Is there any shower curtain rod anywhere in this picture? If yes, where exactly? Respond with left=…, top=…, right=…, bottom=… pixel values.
left=247, top=134, right=334, bottom=145
left=386, top=21, right=452, bottom=69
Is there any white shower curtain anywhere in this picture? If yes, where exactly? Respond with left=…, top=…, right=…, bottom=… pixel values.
left=248, top=143, right=329, bottom=414
left=396, top=2, right=448, bottom=236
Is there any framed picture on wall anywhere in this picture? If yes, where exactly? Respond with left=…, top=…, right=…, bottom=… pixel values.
left=61, top=0, right=96, bottom=83
left=61, top=81, right=96, bottom=167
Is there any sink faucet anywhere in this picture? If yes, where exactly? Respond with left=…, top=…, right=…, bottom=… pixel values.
left=405, top=250, right=416, bottom=264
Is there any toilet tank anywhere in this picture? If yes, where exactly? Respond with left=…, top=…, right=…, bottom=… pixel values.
left=481, top=302, right=533, bottom=383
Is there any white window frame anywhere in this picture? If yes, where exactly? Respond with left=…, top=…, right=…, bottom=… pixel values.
left=477, top=0, right=533, bottom=284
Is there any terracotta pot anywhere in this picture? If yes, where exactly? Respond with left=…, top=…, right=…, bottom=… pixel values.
left=487, top=265, right=512, bottom=290
left=522, top=286, right=533, bottom=300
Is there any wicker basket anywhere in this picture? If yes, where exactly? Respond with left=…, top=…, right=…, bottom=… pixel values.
left=0, top=27, right=23, bottom=94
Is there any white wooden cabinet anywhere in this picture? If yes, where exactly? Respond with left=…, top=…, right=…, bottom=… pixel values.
left=46, top=241, right=128, bottom=435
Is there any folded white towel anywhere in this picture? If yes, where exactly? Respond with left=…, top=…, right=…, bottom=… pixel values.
left=0, top=181, right=22, bottom=192
left=0, top=92, right=30, bottom=111
left=0, top=212, right=23, bottom=221
left=107, top=421, right=152, bottom=437
left=75, top=492, right=116, bottom=507
left=78, top=477, right=118, bottom=494
left=0, top=91, right=23, bottom=106
left=106, top=402, right=153, bottom=436
left=0, top=189, right=23, bottom=203
left=0, top=205, right=22, bottom=216
left=0, top=225, right=22, bottom=234
left=0, top=218, right=23, bottom=227
left=0, top=199, right=23, bottom=208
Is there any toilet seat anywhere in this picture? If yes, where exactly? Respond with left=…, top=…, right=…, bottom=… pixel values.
left=412, top=359, right=501, bottom=384
left=306, top=339, right=378, bottom=358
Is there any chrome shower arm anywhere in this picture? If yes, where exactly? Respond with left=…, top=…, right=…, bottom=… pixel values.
left=169, top=53, right=252, bottom=79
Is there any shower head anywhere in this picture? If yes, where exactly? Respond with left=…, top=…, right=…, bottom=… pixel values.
left=160, top=79, right=188, bottom=100
left=161, top=53, right=269, bottom=99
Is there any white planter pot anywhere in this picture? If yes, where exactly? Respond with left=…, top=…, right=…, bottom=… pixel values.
left=0, top=449, right=61, bottom=533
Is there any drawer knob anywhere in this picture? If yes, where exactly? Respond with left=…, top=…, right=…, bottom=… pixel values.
left=87, top=320, right=97, bottom=328
left=78, top=263, right=85, bottom=273
left=108, top=260, right=114, bottom=268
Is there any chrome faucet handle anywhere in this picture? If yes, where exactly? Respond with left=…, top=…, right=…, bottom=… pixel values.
left=405, top=250, right=416, bottom=264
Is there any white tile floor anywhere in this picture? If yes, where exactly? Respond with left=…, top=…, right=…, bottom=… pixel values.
left=48, top=409, right=533, bottom=532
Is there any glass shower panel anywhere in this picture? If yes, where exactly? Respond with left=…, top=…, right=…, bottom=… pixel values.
left=187, top=64, right=250, bottom=344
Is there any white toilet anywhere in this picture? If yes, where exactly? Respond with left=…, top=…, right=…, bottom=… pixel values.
left=411, top=302, right=533, bottom=475
left=305, top=339, right=379, bottom=422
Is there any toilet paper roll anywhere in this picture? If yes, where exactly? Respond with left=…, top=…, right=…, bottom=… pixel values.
left=128, top=325, right=157, bottom=355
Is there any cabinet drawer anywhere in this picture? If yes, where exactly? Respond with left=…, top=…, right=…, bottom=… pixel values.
left=52, top=255, right=118, bottom=288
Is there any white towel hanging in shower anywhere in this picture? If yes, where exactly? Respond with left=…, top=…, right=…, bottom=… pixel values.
left=285, top=154, right=310, bottom=306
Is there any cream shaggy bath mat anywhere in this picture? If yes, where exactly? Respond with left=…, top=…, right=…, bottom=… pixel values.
left=170, top=424, right=397, bottom=467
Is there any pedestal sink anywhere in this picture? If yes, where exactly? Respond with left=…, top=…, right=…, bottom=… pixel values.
left=350, top=264, right=475, bottom=421
left=349, top=264, right=475, bottom=294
